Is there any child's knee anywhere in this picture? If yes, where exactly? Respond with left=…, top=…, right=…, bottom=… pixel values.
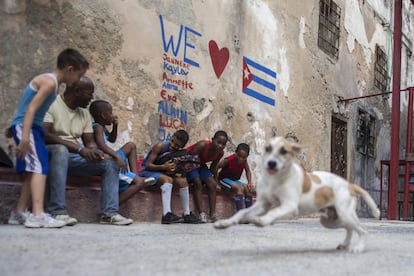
left=191, top=178, right=202, bottom=187
left=242, top=186, right=251, bottom=194
left=192, top=182, right=203, bottom=191
left=124, top=142, right=136, bottom=153
left=127, top=142, right=136, bottom=149
left=233, top=184, right=243, bottom=194
left=175, top=178, right=188, bottom=188
left=159, top=174, right=173, bottom=184
left=206, top=180, right=217, bottom=192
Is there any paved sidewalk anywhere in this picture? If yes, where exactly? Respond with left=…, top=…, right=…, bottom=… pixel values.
left=0, top=218, right=413, bottom=276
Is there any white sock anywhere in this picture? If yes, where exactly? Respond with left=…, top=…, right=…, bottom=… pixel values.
left=160, top=183, right=173, bottom=215
left=179, top=187, right=190, bottom=215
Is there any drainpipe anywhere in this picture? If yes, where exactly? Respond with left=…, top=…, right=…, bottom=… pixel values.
left=404, top=87, right=414, bottom=219
left=389, top=0, right=402, bottom=220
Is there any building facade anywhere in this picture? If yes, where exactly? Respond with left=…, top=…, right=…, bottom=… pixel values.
left=1, top=0, right=413, bottom=216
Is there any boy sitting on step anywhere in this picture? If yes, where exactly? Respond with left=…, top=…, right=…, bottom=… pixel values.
left=139, top=130, right=201, bottom=224
left=89, top=100, right=155, bottom=204
left=216, top=143, right=255, bottom=213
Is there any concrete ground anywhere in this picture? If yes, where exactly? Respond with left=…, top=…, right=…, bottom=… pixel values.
left=0, top=218, right=413, bottom=276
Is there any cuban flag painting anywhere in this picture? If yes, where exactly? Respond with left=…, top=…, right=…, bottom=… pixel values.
left=242, top=56, right=277, bottom=106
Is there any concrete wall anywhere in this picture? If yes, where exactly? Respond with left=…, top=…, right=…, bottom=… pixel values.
left=1, top=0, right=413, bottom=215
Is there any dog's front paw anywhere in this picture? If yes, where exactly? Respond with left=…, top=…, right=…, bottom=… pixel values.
left=213, top=219, right=232, bottom=229
left=239, top=218, right=250, bottom=224
left=348, top=243, right=365, bottom=253
left=251, top=217, right=266, bottom=227
left=336, top=244, right=348, bottom=251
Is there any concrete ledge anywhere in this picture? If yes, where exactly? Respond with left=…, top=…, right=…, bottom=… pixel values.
left=0, top=167, right=240, bottom=223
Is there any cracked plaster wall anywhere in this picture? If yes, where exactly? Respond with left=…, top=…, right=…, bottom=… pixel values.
left=0, top=0, right=413, bottom=193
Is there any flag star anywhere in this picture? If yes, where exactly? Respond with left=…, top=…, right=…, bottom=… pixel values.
left=243, top=68, right=250, bottom=79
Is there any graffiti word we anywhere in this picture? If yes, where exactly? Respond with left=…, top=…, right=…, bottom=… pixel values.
left=159, top=15, right=202, bottom=68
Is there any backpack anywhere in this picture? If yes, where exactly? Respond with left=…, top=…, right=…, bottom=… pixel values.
left=155, top=149, right=200, bottom=176
left=0, top=146, right=13, bottom=168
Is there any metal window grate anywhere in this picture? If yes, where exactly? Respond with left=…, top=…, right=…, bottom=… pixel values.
left=357, top=109, right=376, bottom=158
left=318, top=0, right=341, bottom=59
left=331, top=116, right=347, bottom=178
left=367, top=115, right=376, bottom=158
left=374, top=45, right=388, bottom=92
left=357, top=111, right=367, bottom=154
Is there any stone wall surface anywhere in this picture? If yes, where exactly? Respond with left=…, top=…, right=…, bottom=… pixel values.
left=0, top=0, right=413, bottom=216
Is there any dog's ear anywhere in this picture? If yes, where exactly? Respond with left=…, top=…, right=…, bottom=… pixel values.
left=280, top=137, right=302, bottom=154
left=290, top=142, right=301, bottom=153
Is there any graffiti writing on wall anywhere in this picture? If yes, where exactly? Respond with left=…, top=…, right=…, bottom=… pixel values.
left=158, top=15, right=199, bottom=141
left=162, top=71, right=193, bottom=91
left=156, top=15, right=279, bottom=141
left=159, top=15, right=201, bottom=67
left=158, top=101, right=187, bottom=126
left=163, top=53, right=189, bottom=75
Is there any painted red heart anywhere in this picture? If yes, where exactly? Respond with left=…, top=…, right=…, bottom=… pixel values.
left=208, top=40, right=229, bottom=79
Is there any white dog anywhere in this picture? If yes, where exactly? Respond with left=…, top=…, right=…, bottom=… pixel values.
left=214, top=136, right=380, bottom=253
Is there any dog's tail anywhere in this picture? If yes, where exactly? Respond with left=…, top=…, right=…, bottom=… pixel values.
left=351, top=184, right=380, bottom=219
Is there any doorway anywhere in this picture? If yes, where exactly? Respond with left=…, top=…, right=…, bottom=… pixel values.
left=331, top=115, right=347, bottom=178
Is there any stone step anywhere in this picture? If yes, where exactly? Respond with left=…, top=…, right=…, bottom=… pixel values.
left=0, top=167, right=247, bottom=224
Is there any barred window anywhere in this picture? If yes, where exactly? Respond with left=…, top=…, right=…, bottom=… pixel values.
left=357, top=110, right=376, bottom=158
left=318, top=0, right=341, bottom=59
left=367, top=115, right=376, bottom=157
left=374, top=45, right=388, bottom=92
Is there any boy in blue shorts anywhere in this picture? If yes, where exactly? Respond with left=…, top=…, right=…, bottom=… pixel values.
left=89, top=100, right=155, bottom=204
left=7, top=48, right=89, bottom=228
left=187, top=130, right=228, bottom=223
left=217, top=143, right=254, bottom=213
left=139, top=130, right=201, bottom=224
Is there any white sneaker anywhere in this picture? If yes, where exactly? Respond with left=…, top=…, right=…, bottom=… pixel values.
left=144, top=177, right=156, bottom=186
left=100, top=214, right=133, bottom=225
left=53, top=214, right=78, bottom=226
left=199, top=212, right=208, bottom=223
left=119, top=172, right=135, bottom=184
left=24, top=213, right=66, bottom=228
left=8, top=209, right=30, bottom=225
